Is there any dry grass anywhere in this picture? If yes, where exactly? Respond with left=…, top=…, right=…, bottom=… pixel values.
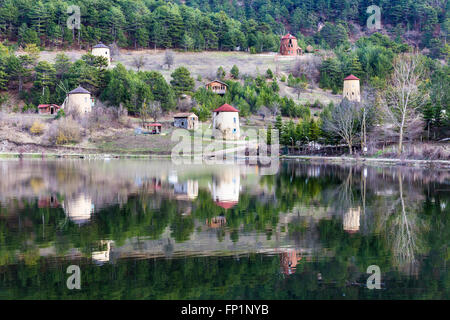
left=46, top=116, right=82, bottom=145
left=39, top=49, right=344, bottom=106
left=30, top=120, right=45, bottom=135
left=373, top=143, right=450, bottom=160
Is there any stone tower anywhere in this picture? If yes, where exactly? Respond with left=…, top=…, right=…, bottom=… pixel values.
left=92, top=42, right=111, bottom=66
left=279, top=33, right=303, bottom=56
left=63, top=86, right=92, bottom=115
left=343, top=74, right=361, bottom=102
left=212, top=104, right=240, bottom=140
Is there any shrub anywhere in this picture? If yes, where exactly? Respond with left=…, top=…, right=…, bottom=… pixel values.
left=30, top=120, right=45, bottom=135
left=230, top=65, right=239, bottom=79
left=47, top=116, right=81, bottom=145
left=55, top=109, right=65, bottom=119
left=22, top=104, right=37, bottom=113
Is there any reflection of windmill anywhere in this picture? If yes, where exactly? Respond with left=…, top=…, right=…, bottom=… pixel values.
left=279, top=249, right=302, bottom=275
left=331, top=167, right=360, bottom=232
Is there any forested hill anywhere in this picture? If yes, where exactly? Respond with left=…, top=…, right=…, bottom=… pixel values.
left=0, top=0, right=448, bottom=56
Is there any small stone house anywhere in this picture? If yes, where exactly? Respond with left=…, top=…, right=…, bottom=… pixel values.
left=173, top=112, right=199, bottom=130
left=38, top=104, right=60, bottom=115
left=205, top=80, right=228, bottom=95
left=212, top=104, right=240, bottom=140
left=91, top=42, right=111, bottom=66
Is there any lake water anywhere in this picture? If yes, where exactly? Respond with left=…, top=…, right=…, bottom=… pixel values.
left=0, top=159, right=448, bottom=299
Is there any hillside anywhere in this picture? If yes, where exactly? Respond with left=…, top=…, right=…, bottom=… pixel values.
left=0, top=0, right=447, bottom=58
left=38, top=49, right=342, bottom=106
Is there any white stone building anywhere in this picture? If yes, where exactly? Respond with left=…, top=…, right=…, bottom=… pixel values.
left=212, top=104, right=240, bottom=140
left=343, top=74, right=361, bottom=102
left=62, top=86, right=93, bottom=115
left=91, top=42, right=111, bottom=66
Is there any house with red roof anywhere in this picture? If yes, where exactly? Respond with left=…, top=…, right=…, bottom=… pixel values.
left=38, top=104, right=61, bottom=115
left=212, top=104, right=240, bottom=140
left=142, top=122, right=162, bottom=134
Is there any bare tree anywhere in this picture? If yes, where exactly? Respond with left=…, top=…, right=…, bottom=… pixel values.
left=149, top=101, right=162, bottom=123
left=140, top=100, right=151, bottom=126
left=293, top=81, right=307, bottom=99
left=323, top=99, right=360, bottom=155
left=359, top=86, right=376, bottom=155
left=291, top=55, right=322, bottom=89
left=270, top=101, right=280, bottom=118
left=140, top=100, right=162, bottom=125
left=132, top=56, right=147, bottom=71
left=258, top=106, right=271, bottom=120
left=109, top=42, right=120, bottom=59
left=164, top=50, right=175, bottom=69
left=382, top=53, right=428, bottom=155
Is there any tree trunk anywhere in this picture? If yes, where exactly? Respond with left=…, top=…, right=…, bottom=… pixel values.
left=398, top=125, right=404, bottom=155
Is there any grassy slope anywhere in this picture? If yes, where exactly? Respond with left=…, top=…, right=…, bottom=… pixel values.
left=39, top=49, right=342, bottom=106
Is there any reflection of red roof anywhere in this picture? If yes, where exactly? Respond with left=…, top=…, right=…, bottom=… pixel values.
left=143, top=123, right=162, bottom=127
left=344, top=74, right=360, bottom=81
left=213, top=104, right=239, bottom=113
left=215, top=201, right=238, bottom=209
left=281, top=33, right=296, bottom=40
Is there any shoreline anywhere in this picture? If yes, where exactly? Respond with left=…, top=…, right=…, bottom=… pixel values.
left=1, top=152, right=449, bottom=168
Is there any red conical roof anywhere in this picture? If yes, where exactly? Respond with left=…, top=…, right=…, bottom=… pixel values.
left=344, top=74, right=360, bottom=81
left=213, top=104, right=239, bottom=113
left=281, top=33, right=296, bottom=40
left=215, top=201, right=238, bottom=209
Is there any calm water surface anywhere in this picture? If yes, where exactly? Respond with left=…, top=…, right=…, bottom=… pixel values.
left=0, top=159, right=448, bottom=299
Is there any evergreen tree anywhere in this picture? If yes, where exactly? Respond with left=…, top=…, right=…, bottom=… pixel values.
left=170, top=67, right=195, bottom=97
left=230, top=65, right=239, bottom=79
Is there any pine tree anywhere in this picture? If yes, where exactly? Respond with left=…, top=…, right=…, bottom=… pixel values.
left=170, top=67, right=195, bottom=97
left=230, top=65, right=239, bottom=79
left=347, top=55, right=364, bottom=80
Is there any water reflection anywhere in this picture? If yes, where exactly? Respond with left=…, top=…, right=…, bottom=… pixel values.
left=210, top=166, right=240, bottom=209
left=0, top=159, right=448, bottom=299
left=63, top=193, right=94, bottom=225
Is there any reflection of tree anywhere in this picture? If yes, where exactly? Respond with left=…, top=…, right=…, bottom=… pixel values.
left=384, top=170, right=426, bottom=275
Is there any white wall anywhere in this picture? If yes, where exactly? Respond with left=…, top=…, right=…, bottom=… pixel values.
left=212, top=111, right=240, bottom=140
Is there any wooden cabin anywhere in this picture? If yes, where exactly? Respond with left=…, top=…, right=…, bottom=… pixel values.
left=205, top=80, right=228, bottom=95
left=38, top=104, right=61, bottom=115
